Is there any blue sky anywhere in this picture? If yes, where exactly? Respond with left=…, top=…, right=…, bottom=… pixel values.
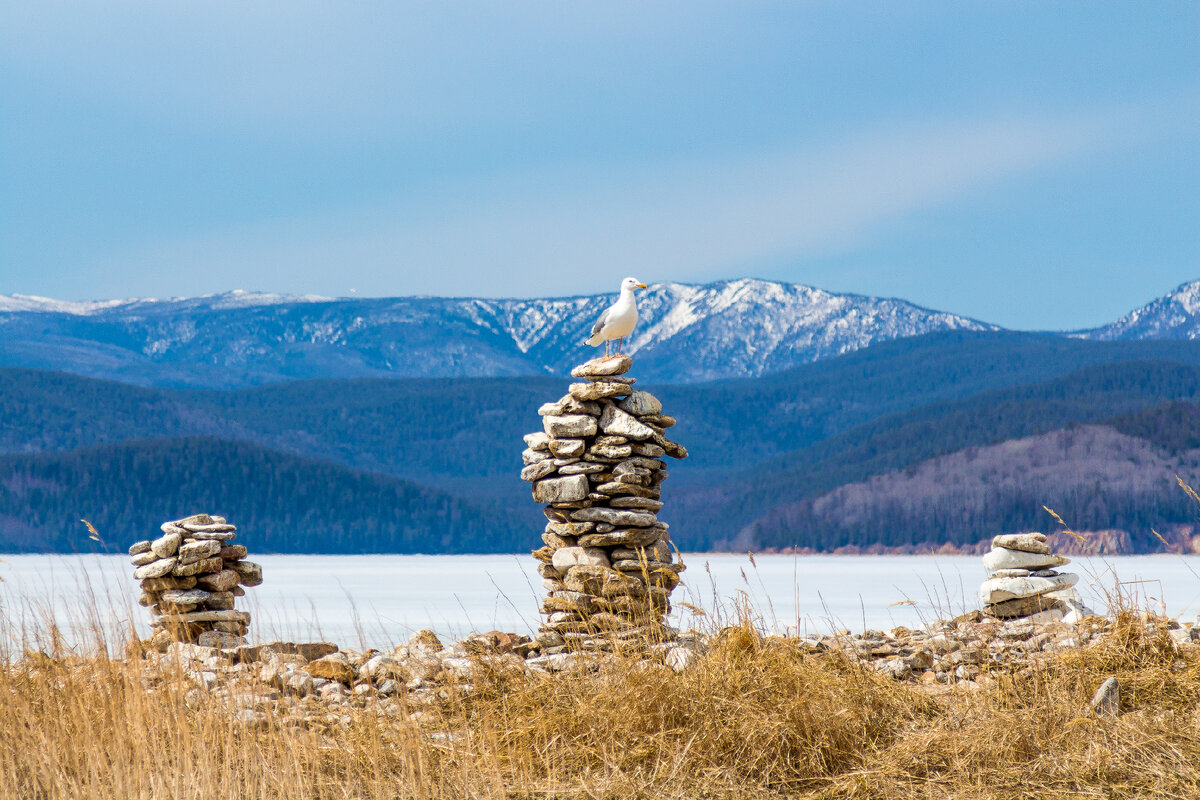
left=1, top=2, right=1196, bottom=329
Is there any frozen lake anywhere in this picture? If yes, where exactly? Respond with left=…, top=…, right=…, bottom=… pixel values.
left=2, top=552, right=1199, bottom=651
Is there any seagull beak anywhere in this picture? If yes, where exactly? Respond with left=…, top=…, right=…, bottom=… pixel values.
left=636, top=283, right=647, bottom=289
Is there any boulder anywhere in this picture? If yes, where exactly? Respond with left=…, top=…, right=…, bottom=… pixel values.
left=618, top=390, right=663, bottom=417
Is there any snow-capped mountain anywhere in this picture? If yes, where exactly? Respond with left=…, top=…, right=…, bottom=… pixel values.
left=1079, top=280, right=1200, bottom=341
left=0, top=279, right=996, bottom=387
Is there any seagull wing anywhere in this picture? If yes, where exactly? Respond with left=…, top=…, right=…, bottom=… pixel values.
left=589, top=307, right=611, bottom=338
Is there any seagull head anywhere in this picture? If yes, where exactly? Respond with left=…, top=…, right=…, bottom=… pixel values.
left=621, top=277, right=647, bottom=293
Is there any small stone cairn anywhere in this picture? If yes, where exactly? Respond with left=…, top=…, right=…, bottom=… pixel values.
left=978, top=532, right=1087, bottom=623
left=521, top=354, right=688, bottom=652
left=128, top=513, right=263, bottom=648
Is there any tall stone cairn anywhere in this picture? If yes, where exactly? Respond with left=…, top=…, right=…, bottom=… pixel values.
left=128, top=513, right=263, bottom=648
left=521, top=354, right=688, bottom=654
left=978, top=532, right=1085, bottom=623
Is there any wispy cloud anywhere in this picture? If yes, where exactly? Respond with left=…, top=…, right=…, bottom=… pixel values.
left=101, top=109, right=1134, bottom=299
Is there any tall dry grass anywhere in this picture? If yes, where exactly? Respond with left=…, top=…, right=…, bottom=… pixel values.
left=4, top=607, right=1200, bottom=799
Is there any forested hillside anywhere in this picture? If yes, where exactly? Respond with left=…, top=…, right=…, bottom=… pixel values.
left=0, top=438, right=521, bottom=554
left=5, top=331, right=1200, bottom=553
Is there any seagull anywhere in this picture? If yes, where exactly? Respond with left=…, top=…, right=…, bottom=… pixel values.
left=584, top=276, right=647, bottom=358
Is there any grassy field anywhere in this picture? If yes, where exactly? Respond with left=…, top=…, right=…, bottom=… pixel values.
left=3, top=607, right=1200, bottom=800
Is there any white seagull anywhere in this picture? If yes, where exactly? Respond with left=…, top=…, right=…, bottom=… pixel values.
left=584, top=276, right=647, bottom=358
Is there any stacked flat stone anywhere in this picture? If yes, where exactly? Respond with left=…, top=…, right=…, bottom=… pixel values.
left=128, top=514, right=263, bottom=647
left=521, top=354, right=688, bottom=652
left=978, top=532, right=1083, bottom=622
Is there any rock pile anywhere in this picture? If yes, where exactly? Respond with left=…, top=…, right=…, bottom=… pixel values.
left=978, top=532, right=1088, bottom=623
left=129, top=513, right=263, bottom=648
left=521, top=354, right=688, bottom=652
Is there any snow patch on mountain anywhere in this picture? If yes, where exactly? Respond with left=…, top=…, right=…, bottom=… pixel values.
left=1079, top=280, right=1200, bottom=341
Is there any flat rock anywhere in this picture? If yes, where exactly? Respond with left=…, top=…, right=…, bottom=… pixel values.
left=543, top=414, right=598, bottom=439
left=991, top=533, right=1050, bottom=554
left=523, top=432, right=551, bottom=451
left=548, top=439, right=586, bottom=458
left=569, top=381, right=633, bottom=401
left=609, top=496, right=664, bottom=511
left=151, top=531, right=183, bottom=558
left=128, top=540, right=152, bottom=556
left=141, top=575, right=196, bottom=592
left=983, top=548, right=1068, bottom=572
left=161, top=589, right=213, bottom=605
left=545, top=520, right=595, bottom=537
left=979, top=572, right=1078, bottom=604
left=593, top=482, right=660, bottom=498
left=571, top=354, right=632, bottom=378
left=173, top=556, right=223, bottom=577
left=197, top=569, right=240, bottom=593
left=533, top=474, right=590, bottom=504
left=149, top=609, right=250, bottom=627
left=599, top=404, right=655, bottom=441
left=522, top=447, right=551, bottom=465
left=521, top=460, right=558, bottom=482
left=187, top=530, right=237, bottom=541
left=558, top=462, right=606, bottom=475
left=130, top=551, right=159, bottom=567
left=618, top=390, right=662, bottom=417
left=551, top=546, right=611, bottom=571
left=652, top=434, right=688, bottom=460
left=578, top=529, right=660, bottom=548
left=569, top=507, right=657, bottom=527
left=133, top=558, right=178, bottom=580
left=178, top=539, right=223, bottom=565
left=630, top=443, right=666, bottom=458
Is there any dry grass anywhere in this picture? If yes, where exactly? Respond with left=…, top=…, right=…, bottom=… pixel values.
left=4, top=608, right=1200, bottom=800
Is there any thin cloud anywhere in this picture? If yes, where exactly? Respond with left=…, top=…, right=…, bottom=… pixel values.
left=99, top=109, right=1133, bottom=299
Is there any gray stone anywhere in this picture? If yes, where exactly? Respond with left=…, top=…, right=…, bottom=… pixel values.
left=159, top=523, right=187, bottom=536
left=609, top=496, right=664, bottom=511
left=186, top=530, right=237, bottom=541
left=1091, top=676, right=1120, bottom=717
left=570, top=354, right=632, bottom=378
left=133, top=558, right=178, bottom=580
left=543, top=414, right=598, bottom=439
left=151, top=531, right=183, bottom=558
left=548, top=438, right=586, bottom=458
left=990, top=568, right=1033, bottom=578
left=532, top=474, right=590, bottom=503
left=544, top=520, right=595, bottom=537
left=983, top=548, right=1068, bottom=572
left=522, top=447, right=551, bottom=465
left=991, top=532, right=1049, bottom=554
left=178, top=539, right=223, bottom=565
left=652, top=434, right=688, bottom=459
left=538, top=401, right=566, bottom=416
left=149, top=609, right=250, bottom=627
left=579, top=529, right=660, bottom=548
left=618, top=390, right=663, bottom=417
left=128, top=540, right=152, bottom=556
left=569, top=381, right=633, bottom=401
left=641, top=414, right=676, bottom=428
left=558, top=462, right=606, bottom=475
left=569, top=507, right=657, bottom=527
left=551, top=546, right=611, bottom=571
left=630, top=443, right=666, bottom=458
left=140, top=575, right=197, bottom=592
left=521, top=460, right=558, bottom=483
left=593, top=482, right=660, bottom=498
left=598, top=404, right=655, bottom=441
left=523, top=432, right=551, bottom=451
left=589, top=444, right=633, bottom=459
left=131, top=551, right=159, bottom=567
left=665, top=646, right=697, bottom=672
left=979, top=572, right=1078, bottom=604
left=179, top=517, right=237, bottom=534
left=161, top=589, right=213, bottom=605
left=204, top=592, right=236, bottom=610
